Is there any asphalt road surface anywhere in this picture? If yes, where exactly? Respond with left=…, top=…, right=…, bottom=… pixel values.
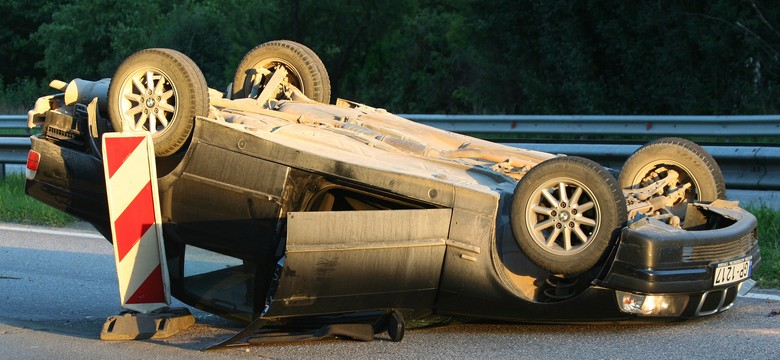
left=1, top=222, right=778, bottom=359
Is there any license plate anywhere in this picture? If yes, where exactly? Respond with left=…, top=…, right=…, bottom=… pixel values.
left=713, top=257, right=752, bottom=286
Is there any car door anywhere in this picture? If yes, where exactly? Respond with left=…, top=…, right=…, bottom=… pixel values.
left=266, top=208, right=452, bottom=317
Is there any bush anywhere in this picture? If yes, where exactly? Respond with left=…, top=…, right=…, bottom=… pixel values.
left=747, top=204, right=780, bottom=288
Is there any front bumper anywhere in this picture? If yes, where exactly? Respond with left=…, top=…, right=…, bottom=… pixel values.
left=600, top=201, right=760, bottom=316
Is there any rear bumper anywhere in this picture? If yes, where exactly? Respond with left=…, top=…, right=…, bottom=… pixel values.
left=25, top=135, right=111, bottom=237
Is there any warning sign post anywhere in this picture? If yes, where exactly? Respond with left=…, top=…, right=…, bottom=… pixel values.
left=100, top=132, right=194, bottom=340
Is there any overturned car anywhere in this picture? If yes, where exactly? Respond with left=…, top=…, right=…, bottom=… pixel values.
left=25, top=40, right=760, bottom=342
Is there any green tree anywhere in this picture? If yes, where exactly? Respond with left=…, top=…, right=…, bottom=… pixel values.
left=32, top=1, right=169, bottom=80
left=3, top=0, right=780, bottom=115
left=29, top=0, right=284, bottom=90
left=0, top=1, right=58, bottom=82
left=464, top=0, right=780, bottom=114
left=0, top=1, right=59, bottom=111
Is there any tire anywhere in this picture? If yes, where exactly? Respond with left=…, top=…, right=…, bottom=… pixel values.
left=108, top=48, right=208, bottom=157
left=231, top=40, right=331, bottom=103
left=618, top=137, right=726, bottom=207
left=511, top=156, right=626, bottom=275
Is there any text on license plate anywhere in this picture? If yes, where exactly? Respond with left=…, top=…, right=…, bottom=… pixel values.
left=713, top=257, right=752, bottom=286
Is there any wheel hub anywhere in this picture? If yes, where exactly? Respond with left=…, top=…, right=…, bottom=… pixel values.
left=145, top=97, right=156, bottom=108
left=525, top=179, right=603, bottom=255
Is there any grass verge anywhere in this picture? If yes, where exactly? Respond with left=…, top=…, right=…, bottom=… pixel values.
left=0, top=173, right=778, bottom=287
left=746, top=204, right=780, bottom=288
left=0, top=173, right=76, bottom=226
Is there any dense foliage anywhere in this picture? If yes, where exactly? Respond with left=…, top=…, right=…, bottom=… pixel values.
left=2, top=0, right=780, bottom=114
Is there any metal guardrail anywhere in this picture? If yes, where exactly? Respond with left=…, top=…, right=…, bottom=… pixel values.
left=400, top=114, right=780, bottom=190
left=0, top=115, right=31, bottom=177
left=0, top=115, right=26, bottom=129
left=7, top=113, right=780, bottom=135
left=512, top=143, right=780, bottom=190
left=400, top=114, right=780, bottom=137
left=1, top=114, right=779, bottom=189
left=0, top=137, right=29, bottom=162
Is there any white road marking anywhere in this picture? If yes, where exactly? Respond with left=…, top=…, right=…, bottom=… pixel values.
left=739, top=292, right=780, bottom=301
left=0, top=224, right=104, bottom=239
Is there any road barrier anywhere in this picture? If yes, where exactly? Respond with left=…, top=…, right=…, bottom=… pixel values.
left=510, top=143, right=780, bottom=190
left=0, top=114, right=32, bottom=176
left=400, top=114, right=780, bottom=137
left=0, top=137, right=30, bottom=177
left=2, top=114, right=779, bottom=190
left=0, top=115, right=26, bottom=127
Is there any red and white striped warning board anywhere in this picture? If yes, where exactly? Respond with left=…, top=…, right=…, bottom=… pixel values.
left=102, top=132, right=170, bottom=314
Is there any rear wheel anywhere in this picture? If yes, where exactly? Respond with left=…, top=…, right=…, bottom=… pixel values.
left=231, top=40, right=331, bottom=103
left=107, top=48, right=208, bottom=157
left=511, top=157, right=626, bottom=275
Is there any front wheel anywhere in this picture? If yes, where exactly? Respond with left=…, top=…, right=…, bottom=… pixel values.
left=511, top=156, right=626, bottom=275
left=107, top=48, right=209, bottom=157
left=618, top=137, right=726, bottom=213
left=231, top=40, right=331, bottom=103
